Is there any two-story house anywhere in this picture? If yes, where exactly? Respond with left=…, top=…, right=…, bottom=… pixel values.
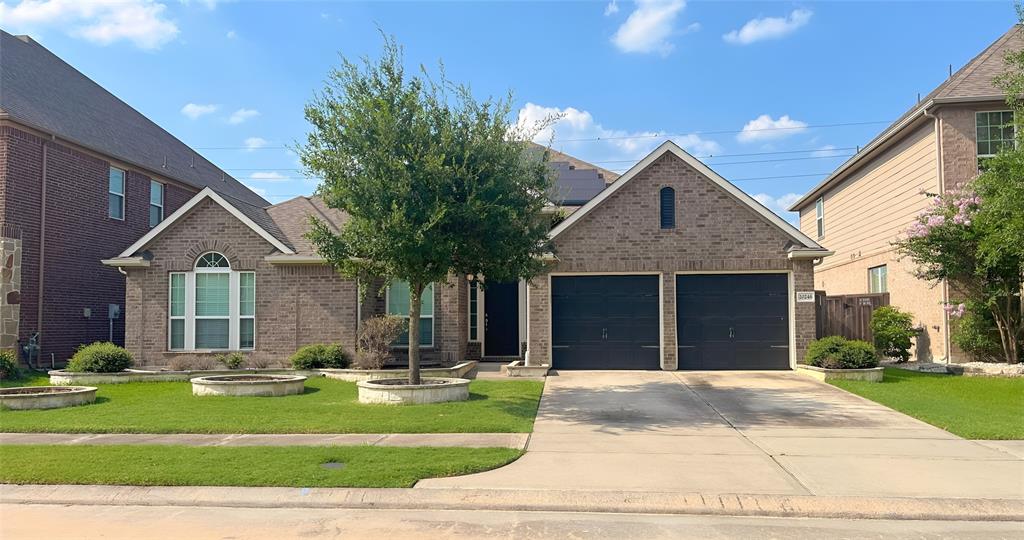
left=788, top=25, right=1021, bottom=362
left=0, top=31, right=269, bottom=366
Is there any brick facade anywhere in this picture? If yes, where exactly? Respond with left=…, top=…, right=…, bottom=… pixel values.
left=124, top=198, right=358, bottom=367
left=526, top=151, right=818, bottom=369
left=938, top=102, right=997, bottom=192
left=0, top=123, right=195, bottom=365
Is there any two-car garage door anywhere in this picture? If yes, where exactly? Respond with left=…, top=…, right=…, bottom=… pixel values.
left=550, top=274, right=790, bottom=370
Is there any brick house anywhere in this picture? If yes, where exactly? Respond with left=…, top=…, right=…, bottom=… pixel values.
left=0, top=31, right=269, bottom=366
left=105, top=140, right=829, bottom=370
left=788, top=25, right=1021, bottom=363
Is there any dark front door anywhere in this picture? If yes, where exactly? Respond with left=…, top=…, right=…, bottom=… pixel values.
left=551, top=275, right=661, bottom=370
left=676, top=274, right=789, bottom=370
left=484, top=281, right=519, bottom=356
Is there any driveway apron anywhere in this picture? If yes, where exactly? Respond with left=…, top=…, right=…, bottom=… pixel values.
left=417, top=371, right=1024, bottom=499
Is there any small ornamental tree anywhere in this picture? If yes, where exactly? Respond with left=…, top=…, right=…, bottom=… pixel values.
left=299, top=36, right=555, bottom=384
left=895, top=190, right=1022, bottom=364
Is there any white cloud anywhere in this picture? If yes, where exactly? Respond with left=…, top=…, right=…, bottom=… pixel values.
left=244, top=137, right=269, bottom=151
left=0, top=0, right=180, bottom=50
left=247, top=171, right=288, bottom=182
left=516, top=102, right=721, bottom=167
left=180, top=103, right=218, bottom=119
left=811, top=144, right=842, bottom=158
left=611, top=0, right=687, bottom=56
left=241, top=182, right=267, bottom=197
left=682, top=21, right=701, bottom=34
left=604, top=0, right=619, bottom=16
left=225, top=30, right=236, bottom=39
left=228, top=108, right=260, bottom=125
left=753, top=192, right=802, bottom=220
left=736, top=114, right=808, bottom=143
left=723, top=9, right=812, bottom=45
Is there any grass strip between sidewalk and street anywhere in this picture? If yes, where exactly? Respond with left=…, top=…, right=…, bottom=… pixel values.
left=0, top=444, right=522, bottom=488
left=829, top=368, right=1024, bottom=440
left=0, top=375, right=543, bottom=434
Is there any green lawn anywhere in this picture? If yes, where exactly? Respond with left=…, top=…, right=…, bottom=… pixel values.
left=830, top=368, right=1024, bottom=440
left=0, top=375, right=543, bottom=434
left=0, top=444, right=521, bottom=488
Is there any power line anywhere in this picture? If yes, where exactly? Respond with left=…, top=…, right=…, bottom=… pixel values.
left=196, top=120, right=891, bottom=150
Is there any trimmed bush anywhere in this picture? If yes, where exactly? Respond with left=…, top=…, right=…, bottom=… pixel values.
left=290, top=344, right=351, bottom=370
left=870, top=306, right=915, bottom=362
left=217, top=352, right=245, bottom=370
left=0, top=349, right=18, bottom=380
left=66, top=342, right=133, bottom=373
left=805, top=336, right=879, bottom=369
left=355, top=316, right=407, bottom=370
left=952, top=301, right=1006, bottom=362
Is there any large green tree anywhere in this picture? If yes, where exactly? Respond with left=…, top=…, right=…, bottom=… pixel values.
left=299, top=37, right=555, bottom=384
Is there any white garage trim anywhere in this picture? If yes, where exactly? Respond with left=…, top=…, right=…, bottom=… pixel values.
left=674, top=270, right=796, bottom=370
left=547, top=272, right=665, bottom=370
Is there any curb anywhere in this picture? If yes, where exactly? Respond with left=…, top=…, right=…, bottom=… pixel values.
left=3, top=485, right=1023, bottom=522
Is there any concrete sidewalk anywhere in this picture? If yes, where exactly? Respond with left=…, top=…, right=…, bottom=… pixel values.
left=418, top=371, right=1024, bottom=499
left=0, top=432, right=529, bottom=449
left=3, top=484, right=1023, bottom=522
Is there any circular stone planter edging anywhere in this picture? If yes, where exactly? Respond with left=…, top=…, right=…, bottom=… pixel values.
left=190, top=374, right=307, bottom=397
left=0, top=386, right=98, bottom=410
left=357, top=377, right=470, bottom=405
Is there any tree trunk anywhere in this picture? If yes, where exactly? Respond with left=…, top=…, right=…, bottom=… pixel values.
left=408, top=283, right=423, bottom=385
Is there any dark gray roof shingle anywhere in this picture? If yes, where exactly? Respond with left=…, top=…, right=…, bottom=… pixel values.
left=0, top=31, right=268, bottom=207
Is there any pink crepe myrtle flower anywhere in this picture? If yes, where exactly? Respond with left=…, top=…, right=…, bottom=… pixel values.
left=942, top=303, right=966, bottom=318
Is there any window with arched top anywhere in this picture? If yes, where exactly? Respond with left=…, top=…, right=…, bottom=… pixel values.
left=169, top=252, right=255, bottom=351
left=659, top=187, right=675, bottom=229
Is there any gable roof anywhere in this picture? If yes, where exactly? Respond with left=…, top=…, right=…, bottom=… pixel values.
left=549, top=140, right=827, bottom=254
left=114, top=188, right=294, bottom=259
left=789, top=24, right=1023, bottom=211
left=0, top=31, right=268, bottom=207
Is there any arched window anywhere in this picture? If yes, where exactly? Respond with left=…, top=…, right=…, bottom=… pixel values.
left=659, top=187, right=675, bottom=229
left=168, top=252, right=255, bottom=351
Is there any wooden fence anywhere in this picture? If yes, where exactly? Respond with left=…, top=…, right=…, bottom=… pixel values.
left=815, top=291, right=890, bottom=342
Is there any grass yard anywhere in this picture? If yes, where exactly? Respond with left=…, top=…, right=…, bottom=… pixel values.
left=0, top=444, right=521, bottom=488
left=830, top=368, right=1024, bottom=440
left=0, top=374, right=543, bottom=434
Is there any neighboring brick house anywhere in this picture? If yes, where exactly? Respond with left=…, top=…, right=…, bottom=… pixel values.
left=0, top=31, right=269, bottom=366
left=788, top=25, right=1021, bottom=363
left=105, top=140, right=829, bottom=370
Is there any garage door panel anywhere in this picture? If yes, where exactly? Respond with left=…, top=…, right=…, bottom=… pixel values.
left=552, top=275, right=661, bottom=370
left=676, top=274, right=790, bottom=371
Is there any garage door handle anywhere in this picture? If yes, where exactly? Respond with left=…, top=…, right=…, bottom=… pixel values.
left=641, top=345, right=660, bottom=349
left=678, top=345, right=697, bottom=349
left=770, top=345, right=789, bottom=349
left=552, top=345, right=570, bottom=349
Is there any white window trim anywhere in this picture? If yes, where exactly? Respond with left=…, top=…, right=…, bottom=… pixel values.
left=168, top=273, right=186, bottom=350
left=239, top=271, right=256, bottom=350
left=468, top=280, right=481, bottom=342
left=109, top=167, right=125, bottom=220
left=815, top=197, right=824, bottom=239
left=385, top=281, right=435, bottom=349
left=976, top=110, right=1014, bottom=159
left=170, top=253, right=255, bottom=352
left=868, top=265, right=888, bottom=294
left=150, top=180, right=165, bottom=227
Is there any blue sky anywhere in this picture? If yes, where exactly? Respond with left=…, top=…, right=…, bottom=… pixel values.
left=0, top=1, right=1012, bottom=219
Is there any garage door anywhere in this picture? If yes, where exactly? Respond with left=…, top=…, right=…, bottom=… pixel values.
left=551, top=275, right=660, bottom=370
left=676, top=274, right=790, bottom=370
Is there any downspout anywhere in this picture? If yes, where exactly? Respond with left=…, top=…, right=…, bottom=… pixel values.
left=37, top=137, right=50, bottom=356
left=924, top=107, right=952, bottom=364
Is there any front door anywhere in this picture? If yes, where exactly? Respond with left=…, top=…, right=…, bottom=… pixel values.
left=484, top=281, right=519, bottom=356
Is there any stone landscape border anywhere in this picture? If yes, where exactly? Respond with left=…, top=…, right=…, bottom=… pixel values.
left=796, top=364, right=883, bottom=382
left=48, top=361, right=478, bottom=385
left=357, top=378, right=470, bottom=404
left=191, top=375, right=307, bottom=397
left=0, top=386, right=97, bottom=410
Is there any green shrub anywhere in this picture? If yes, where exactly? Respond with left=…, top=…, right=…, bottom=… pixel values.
left=0, top=349, right=18, bottom=380
left=805, top=336, right=879, bottom=369
left=217, top=352, right=246, bottom=370
left=869, top=306, right=916, bottom=362
left=290, top=344, right=350, bottom=370
left=66, top=342, right=133, bottom=373
left=951, top=301, right=1006, bottom=362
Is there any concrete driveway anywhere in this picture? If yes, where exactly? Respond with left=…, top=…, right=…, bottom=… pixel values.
left=418, top=371, right=1024, bottom=499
